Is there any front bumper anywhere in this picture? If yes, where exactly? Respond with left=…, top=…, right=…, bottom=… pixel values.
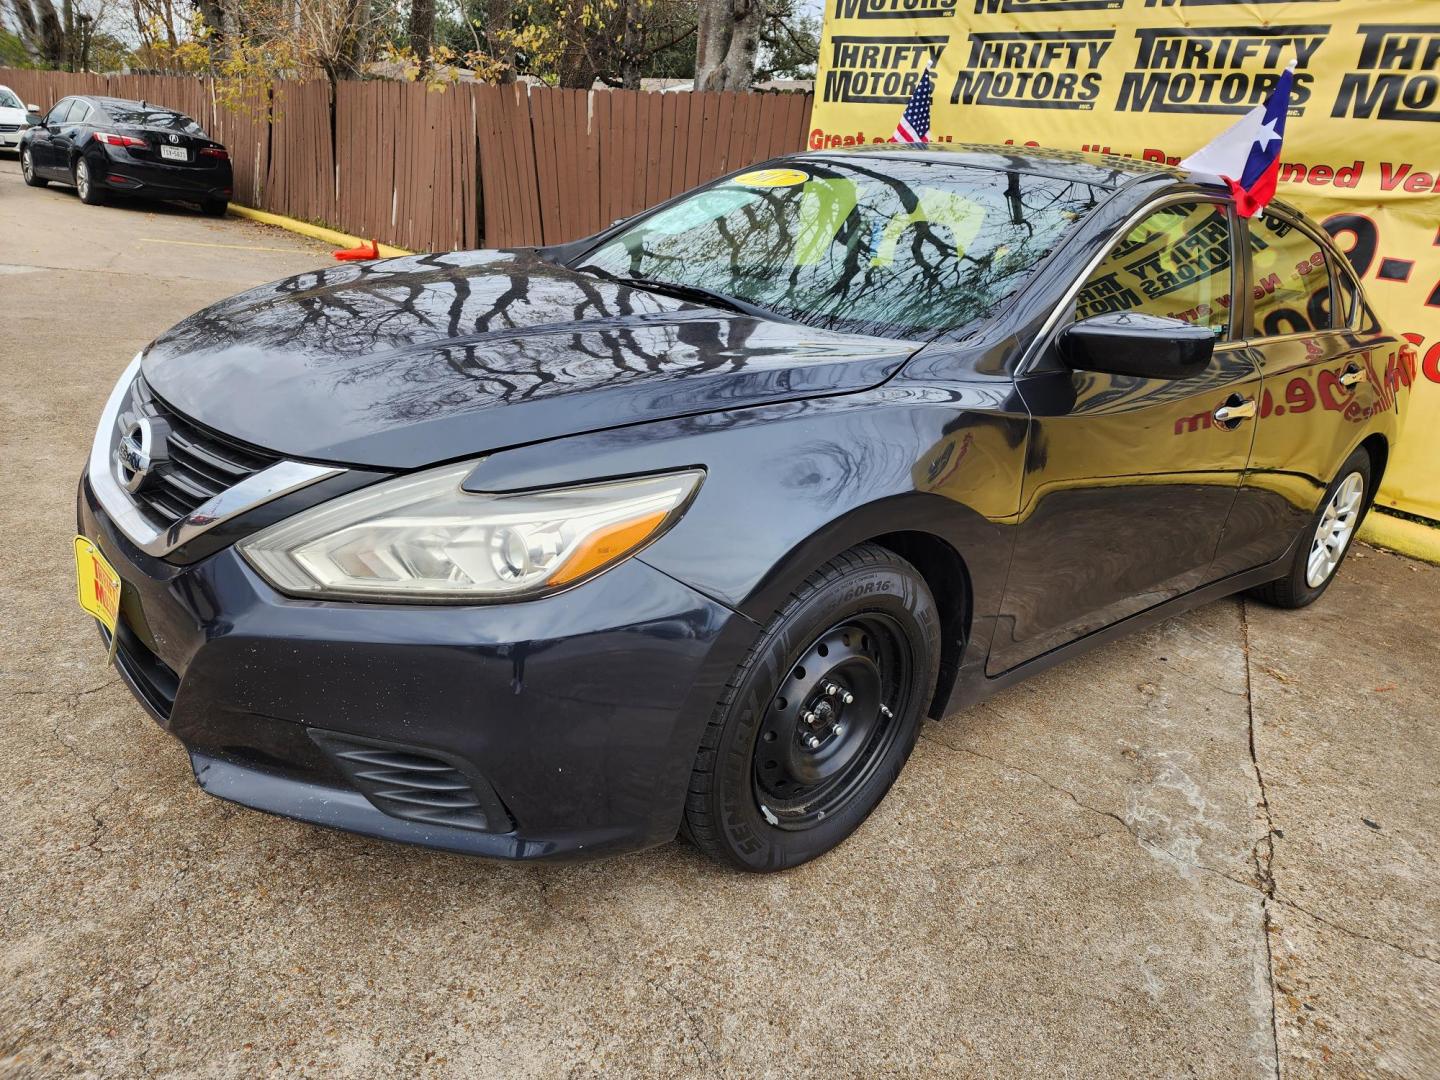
left=80, top=473, right=754, bottom=860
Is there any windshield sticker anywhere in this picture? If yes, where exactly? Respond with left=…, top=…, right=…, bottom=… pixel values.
left=733, top=168, right=809, bottom=188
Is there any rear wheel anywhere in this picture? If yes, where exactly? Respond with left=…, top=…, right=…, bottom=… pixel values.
left=74, top=156, right=106, bottom=205
left=683, top=543, right=941, bottom=871
left=200, top=198, right=228, bottom=218
left=1249, top=448, right=1371, bottom=609
left=21, top=147, right=46, bottom=187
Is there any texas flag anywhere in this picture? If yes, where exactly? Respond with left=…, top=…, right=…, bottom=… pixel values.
left=1180, top=62, right=1295, bottom=218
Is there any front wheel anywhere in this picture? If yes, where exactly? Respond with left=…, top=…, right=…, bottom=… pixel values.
left=1248, top=448, right=1371, bottom=609
left=74, top=156, right=106, bottom=204
left=21, top=148, right=47, bottom=187
left=683, top=543, right=941, bottom=871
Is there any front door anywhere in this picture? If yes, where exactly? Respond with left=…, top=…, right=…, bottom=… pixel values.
left=49, top=98, right=89, bottom=178
left=989, top=196, right=1261, bottom=674
left=31, top=98, right=70, bottom=173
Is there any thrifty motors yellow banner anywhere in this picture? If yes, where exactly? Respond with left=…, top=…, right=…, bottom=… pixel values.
left=810, top=1, right=1440, bottom=521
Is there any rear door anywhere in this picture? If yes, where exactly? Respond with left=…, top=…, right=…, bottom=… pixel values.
left=1213, top=210, right=1398, bottom=575
left=989, top=195, right=1261, bottom=675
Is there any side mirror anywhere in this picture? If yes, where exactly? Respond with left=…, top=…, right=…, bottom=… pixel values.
left=1057, top=312, right=1216, bottom=380
left=26, top=103, right=40, bottom=113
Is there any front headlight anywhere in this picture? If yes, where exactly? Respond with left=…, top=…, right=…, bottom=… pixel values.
left=238, top=462, right=703, bottom=602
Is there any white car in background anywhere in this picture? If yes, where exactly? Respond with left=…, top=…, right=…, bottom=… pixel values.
left=0, top=86, right=39, bottom=153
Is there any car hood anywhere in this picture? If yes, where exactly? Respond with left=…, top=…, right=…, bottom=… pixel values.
left=141, top=250, right=917, bottom=469
left=0, top=106, right=28, bottom=124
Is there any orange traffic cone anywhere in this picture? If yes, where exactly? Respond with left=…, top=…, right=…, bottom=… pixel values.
left=333, top=239, right=380, bottom=261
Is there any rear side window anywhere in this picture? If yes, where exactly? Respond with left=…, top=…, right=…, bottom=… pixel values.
left=1075, top=200, right=1236, bottom=340
left=1250, top=213, right=1333, bottom=336
left=69, top=101, right=91, bottom=124
left=45, top=99, right=72, bottom=124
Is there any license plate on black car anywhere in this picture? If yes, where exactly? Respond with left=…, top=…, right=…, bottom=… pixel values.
left=160, top=145, right=186, bottom=162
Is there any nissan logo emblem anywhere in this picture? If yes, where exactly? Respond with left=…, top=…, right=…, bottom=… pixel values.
left=114, top=416, right=166, bottom=493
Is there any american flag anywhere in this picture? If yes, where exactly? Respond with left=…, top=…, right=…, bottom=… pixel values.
left=891, top=68, right=934, bottom=144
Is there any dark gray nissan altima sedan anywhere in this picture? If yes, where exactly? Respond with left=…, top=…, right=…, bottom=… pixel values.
left=74, top=145, right=1409, bottom=870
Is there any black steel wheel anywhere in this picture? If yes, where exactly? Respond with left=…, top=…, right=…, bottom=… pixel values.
left=752, top=613, right=913, bottom=830
left=683, top=543, right=942, bottom=871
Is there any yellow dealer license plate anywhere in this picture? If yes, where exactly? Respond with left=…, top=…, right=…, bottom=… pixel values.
left=74, top=535, right=122, bottom=635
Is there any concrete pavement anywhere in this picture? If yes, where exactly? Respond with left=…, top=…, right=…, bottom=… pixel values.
left=1, top=154, right=1435, bottom=1079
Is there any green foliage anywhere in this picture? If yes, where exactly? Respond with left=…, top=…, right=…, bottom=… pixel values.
left=757, top=0, right=818, bottom=81
left=643, top=11, right=696, bottom=81
left=0, top=28, right=35, bottom=68
left=85, top=32, right=131, bottom=72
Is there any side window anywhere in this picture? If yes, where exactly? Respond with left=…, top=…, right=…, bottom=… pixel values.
left=1250, top=213, right=1333, bottom=337
left=69, top=101, right=91, bottom=124
left=45, top=99, right=72, bottom=125
left=1075, top=200, right=1234, bottom=341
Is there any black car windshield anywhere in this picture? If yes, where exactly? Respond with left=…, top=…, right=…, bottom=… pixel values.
left=104, top=103, right=204, bottom=134
left=0, top=88, right=21, bottom=109
left=576, top=159, right=1102, bottom=338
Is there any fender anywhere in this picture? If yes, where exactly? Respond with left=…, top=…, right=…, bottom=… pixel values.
left=463, top=385, right=1032, bottom=676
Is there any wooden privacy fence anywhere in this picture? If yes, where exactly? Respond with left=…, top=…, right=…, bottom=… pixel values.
left=0, top=68, right=813, bottom=252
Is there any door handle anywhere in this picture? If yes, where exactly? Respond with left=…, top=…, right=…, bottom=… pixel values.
left=1339, top=362, right=1365, bottom=388
left=1213, top=396, right=1256, bottom=426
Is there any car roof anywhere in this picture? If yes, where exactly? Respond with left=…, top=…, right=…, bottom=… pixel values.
left=789, top=142, right=1197, bottom=192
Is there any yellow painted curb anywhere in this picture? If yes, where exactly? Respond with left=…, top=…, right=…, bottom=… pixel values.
left=227, top=204, right=412, bottom=258
left=1360, top=511, right=1440, bottom=565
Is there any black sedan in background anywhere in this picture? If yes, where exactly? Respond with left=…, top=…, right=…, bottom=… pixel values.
left=21, top=95, right=232, bottom=215
left=75, top=146, right=1409, bottom=871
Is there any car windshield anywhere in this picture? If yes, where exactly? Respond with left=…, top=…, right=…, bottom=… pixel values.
left=0, top=88, right=22, bottom=110
left=104, top=103, right=204, bottom=134
left=575, top=159, right=1102, bottom=339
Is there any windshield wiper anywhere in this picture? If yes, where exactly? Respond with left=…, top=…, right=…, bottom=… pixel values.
left=574, top=265, right=777, bottom=321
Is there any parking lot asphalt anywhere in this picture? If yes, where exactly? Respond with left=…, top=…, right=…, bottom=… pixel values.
left=1, top=154, right=1436, bottom=1079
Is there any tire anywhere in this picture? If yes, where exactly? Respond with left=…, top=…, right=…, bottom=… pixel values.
left=74, top=156, right=106, bottom=204
left=683, top=543, right=941, bottom=872
left=200, top=198, right=228, bottom=218
left=1248, top=447, right=1371, bottom=609
left=20, top=148, right=47, bottom=187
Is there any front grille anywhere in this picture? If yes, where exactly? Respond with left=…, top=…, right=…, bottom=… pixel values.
left=0, top=124, right=20, bottom=133
left=124, top=379, right=279, bottom=528
left=309, top=731, right=514, bottom=834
